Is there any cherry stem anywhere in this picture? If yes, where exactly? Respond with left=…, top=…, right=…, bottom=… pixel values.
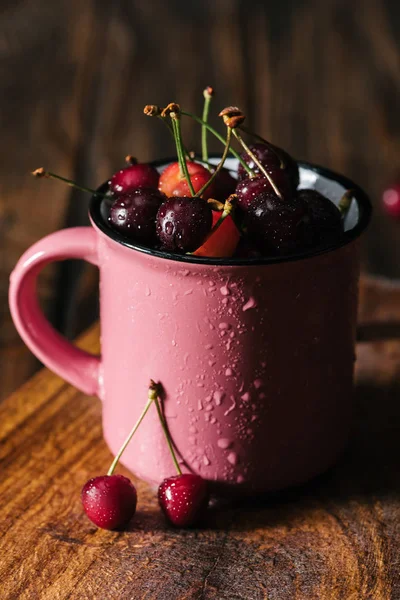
left=181, top=111, right=254, bottom=176
left=238, top=125, right=286, bottom=169
left=157, top=116, right=191, bottom=160
left=31, top=169, right=107, bottom=199
left=170, top=115, right=196, bottom=196
left=232, top=130, right=282, bottom=199
left=107, top=382, right=159, bottom=476
left=202, top=88, right=213, bottom=169
left=195, top=127, right=232, bottom=198
left=338, top=190, right=353, bottom=217
left=153, top=394, right=182, bottom=476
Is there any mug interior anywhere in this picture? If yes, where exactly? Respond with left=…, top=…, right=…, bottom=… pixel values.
left=91, top=157, right=372, bottom=266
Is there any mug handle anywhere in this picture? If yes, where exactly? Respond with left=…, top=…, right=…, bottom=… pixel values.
left=9, top=227, right=101, bottom=397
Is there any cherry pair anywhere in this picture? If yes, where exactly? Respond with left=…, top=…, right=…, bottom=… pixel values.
left=81, top=382, right=209, bottom=530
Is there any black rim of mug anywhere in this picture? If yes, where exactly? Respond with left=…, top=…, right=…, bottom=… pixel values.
left=89, top=157, right=372, bottom=266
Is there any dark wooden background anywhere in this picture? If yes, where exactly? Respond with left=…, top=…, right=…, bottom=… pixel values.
left=1, top=0, right=400, bottom=399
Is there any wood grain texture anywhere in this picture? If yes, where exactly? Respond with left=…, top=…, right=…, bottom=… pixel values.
left=0, top=277, right=399, bottom=599
left=1, top=2, right=400, bottom=394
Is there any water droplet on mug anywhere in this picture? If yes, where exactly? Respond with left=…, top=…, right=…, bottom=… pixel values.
left=145, top=286, right=151, bottom=297
left=241, top=392, right=251, bottom=402
left=220, top=285, right=230, bottom=296
left=242, top=297, right=257, bottom=312
left=217, top=438, right=232, bottom=449
left=203, top=455, right=210, bottom=466
left=227, top=452, right=238, bottom=466
left=253, top=378, right=264, bottom=389
left=213, top=390, right=225, bottom=405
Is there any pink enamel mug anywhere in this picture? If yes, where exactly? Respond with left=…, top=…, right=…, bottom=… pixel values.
left=9, top=158, right=371, bottom=495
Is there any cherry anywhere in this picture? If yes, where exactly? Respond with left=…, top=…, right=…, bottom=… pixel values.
left=158, top=473, right=209, bottom=527
left=382, top=183, right=400, bottom=219
left=245, top=192, right=311, bottom=255
left=194, top=209, right=240, bottom=257
left=158, top=161, right=216, bottom=200
left=297, top=189, right=343, bottom=244
left=81, top=382, right=158, bottom=531
left=213, top=167, right=237, bottom=201
left=236, top=172, right=293, bottom=210
left=237, top=142, right=299, bottom=193
left=108, top=188, right=166, bottom=245
left=109, top=161, right=159, bottom=195
left=156, top=196, right=212, bottom=252
left=81, top=474, right=137, bottom=530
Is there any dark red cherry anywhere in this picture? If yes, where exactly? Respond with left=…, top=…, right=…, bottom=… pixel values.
left=158, top=161, right=216, bottom=200
left=110, top=163, right=159, bottom=195
left=382, top=183, right=400, bottom=220
left=237, top=142, right=299, bottom=193
left=108, top=188, right=166, bottom=245
left=245, top=192, right=311, bottom=255
left=81, top=474, right=137, bottom=530
left=213, top=167, right=237, bottom=201
left=156, top=196, right=212, bottom=252
left=297, top=189, right=344, bottom=244
left=236, top=172, right=293, bottom=210
left=158, top=474, right=209, bottom=527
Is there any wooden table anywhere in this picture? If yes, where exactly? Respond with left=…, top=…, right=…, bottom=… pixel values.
left=1, top=276, right=399, bottom=599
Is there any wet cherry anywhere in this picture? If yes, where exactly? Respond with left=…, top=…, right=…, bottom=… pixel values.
left=237, top=142, right=299, bottom=193
left=382, top=183, right=400, bottom=220
left=158, top=161, right=216, bottom=200
left=156, top=196, right=212, bottom=252
left=245, top=192, right=311, bottom=255
left=81, top=474, right=137, bottom=530
left=110, top=162, right=159, bottom=195
left=158, top=474, right=209, bottom=527
left=297, top=189, right=343, bottom=244
left=108, top=188, right=166, bottom=245
left=236, top=172, right=293, bottom=209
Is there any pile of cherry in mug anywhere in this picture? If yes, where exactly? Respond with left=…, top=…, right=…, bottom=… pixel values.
left=34, top=91, right=350, bottom=260
left=105, top=99, right=348, bottom=258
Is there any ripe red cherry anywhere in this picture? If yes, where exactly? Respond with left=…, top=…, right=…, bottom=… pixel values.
left=297, top=189, right=343, bottom=244
left=382, top=183, right=400, bottom=219
left=110, top=163, right=159, bottom=195
left=108, top=188, right=166, bottom=245
left=159, top=161, right=216, bottom=200
left=156, top=196, right=212, bottom=252
left=237, top=142, right=299, bottom=193
left=245, top=192, right=311, bottom=255
left=194, top=209, right=240, bottom=257
left=81, top=474, right=137, bottom=530
left=236, top=172, right=293, bottom=209
left=158, top=474, right=209, bottom=527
